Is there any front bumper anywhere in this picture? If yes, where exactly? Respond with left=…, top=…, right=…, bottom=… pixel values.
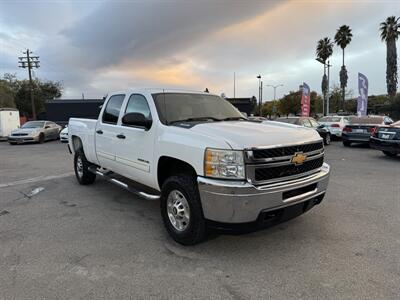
left=60, top=135, right=68, bottom=142
left=197, top=163, right=330, bottom=223
left=8, top=135, right=39, bottom=143
left=370, top=137, right=400, bottom=153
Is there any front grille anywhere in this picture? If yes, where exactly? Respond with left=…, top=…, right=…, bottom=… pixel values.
left=252, top=142, right=323, bottom=159
left=254, top=157, right=324, bottom=182
left=12, top=133, right=28, bottom=136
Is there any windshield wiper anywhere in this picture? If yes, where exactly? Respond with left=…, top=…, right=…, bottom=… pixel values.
left=219, top=117, right=248, bottom=121
left=169, top=117, right=221, bottom=124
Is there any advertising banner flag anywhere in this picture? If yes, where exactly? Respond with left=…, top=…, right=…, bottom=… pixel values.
left=357, top=73, right=368, bottom=116
left=301, top=82, right=310, bottom=117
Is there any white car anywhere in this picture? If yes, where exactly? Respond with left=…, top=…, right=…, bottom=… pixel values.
left=60, top=126, right=68, bottom=143
left=318, top=116, right=351, bottom=138
left=68, top=89, right=330, bottom=245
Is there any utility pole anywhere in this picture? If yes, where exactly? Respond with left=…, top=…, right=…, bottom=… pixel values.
left=18, top=49, right=40, bottom=120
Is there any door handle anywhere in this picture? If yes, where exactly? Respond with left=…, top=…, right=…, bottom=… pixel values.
left=116, top=134, right=126, bottom=139
left=96, top=130, right=103, bottom=134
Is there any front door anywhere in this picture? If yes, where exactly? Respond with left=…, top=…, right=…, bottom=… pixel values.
left=95, top=94, right=126, bottom=171
left=113, top=94, right=155, bottom=188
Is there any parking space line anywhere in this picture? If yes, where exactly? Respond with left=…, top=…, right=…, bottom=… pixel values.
left=0, top=172, right=75, bottom=188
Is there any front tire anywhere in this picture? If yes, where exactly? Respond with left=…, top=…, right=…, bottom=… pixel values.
left=383, top=151, right=397, bottom=157
left=74, top=150, right=96, bottom=185
left=324, top=133, right=331, bottom=145
left=38, top=133, right=45, bottom=144
left=161, top=175, right=206, bottom=245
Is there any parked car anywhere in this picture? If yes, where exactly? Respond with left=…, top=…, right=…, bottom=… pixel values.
left=8, top=120, right=61, bottom=144
left=60, top=126, right=68, bottom=143
left=342, top=116, right=394, bottom=147
left=275, top=117, right=331, bottom=145
left=318, top=115, right=351, bottom=138
left=68, top=89, right=330, bottom=245
left=370, top=120, right=400, bottom=157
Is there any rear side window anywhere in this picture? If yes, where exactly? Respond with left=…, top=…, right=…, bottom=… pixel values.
left=102, top=94, right=125, bottom=124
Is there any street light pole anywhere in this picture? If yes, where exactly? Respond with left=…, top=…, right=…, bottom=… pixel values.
left=257, top=75, right=262, bottom=116
left=266, top=84, right=284, bottom=100
left=326, top=60, right=331, bottom=115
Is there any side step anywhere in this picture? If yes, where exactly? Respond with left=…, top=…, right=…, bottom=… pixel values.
left=88, top=166, right=160, bottom=200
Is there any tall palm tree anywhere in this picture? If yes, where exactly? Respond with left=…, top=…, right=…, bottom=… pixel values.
left=334, top=25, right=352, bottom=110
left=380, top=16, right=400, bottom=99
left=316, top=37, right=333, bottom=114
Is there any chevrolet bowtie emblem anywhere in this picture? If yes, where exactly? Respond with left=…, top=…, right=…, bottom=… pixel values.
left=291, top=152, right=307, bottom=165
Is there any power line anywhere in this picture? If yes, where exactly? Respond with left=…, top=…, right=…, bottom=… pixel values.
left=18, top=49, right=40, bottom=120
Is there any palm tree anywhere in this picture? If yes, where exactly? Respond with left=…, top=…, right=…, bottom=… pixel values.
left=334, top=25, right=352, bottom=110
left=316, top=37, right=333, bottom=114
left=380, top=16, right=400, bottom=99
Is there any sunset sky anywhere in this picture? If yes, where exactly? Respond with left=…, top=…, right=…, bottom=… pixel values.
left=1, top=0, right=399, bottom=100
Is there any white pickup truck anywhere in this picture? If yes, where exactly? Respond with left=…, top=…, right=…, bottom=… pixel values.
left=68, top=89, right=330, bottom=245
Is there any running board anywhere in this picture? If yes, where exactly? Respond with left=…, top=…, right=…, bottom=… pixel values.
left=88, top=166, right=160, bottom=200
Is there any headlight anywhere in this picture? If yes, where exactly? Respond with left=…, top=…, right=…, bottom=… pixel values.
left=204, top=148, right=245, bottom=179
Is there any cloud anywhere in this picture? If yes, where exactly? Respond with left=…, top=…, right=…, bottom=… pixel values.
left=62, top=0, right=280, bottom=68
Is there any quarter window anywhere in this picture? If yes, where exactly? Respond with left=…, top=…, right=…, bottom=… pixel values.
left=102, top=94, right=125, bottom=124
left=124, top=94, right=152, bottom=120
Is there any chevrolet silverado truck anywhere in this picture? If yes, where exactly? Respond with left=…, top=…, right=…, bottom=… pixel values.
left=68, top=89, right=330, bottom=245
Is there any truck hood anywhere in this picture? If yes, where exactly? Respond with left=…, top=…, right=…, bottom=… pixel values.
left=191, top=121, right=321, bottom=149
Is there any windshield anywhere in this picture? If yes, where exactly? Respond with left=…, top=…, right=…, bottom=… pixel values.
left=21, top=121, right=45, bottom=128
left=152, top=93, right=245, bottom=124
left=319, top=116, right=341, bottom=122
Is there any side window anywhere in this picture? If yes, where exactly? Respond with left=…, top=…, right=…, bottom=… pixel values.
left=302, top=119, right=312, bottom=127
left=102, top=94, right=125, bottom=124
left=309, top=119, right=319, bottom=128
left=124, top=94, right=152, bottom=120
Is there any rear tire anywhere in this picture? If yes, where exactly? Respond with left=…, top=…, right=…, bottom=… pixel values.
left=9, top=142, right=16, bottom=145
left=324, top=133, right=331, bottom=145
left=343, top=141, right=351, bottom=147
left=74, top=150, right=96, bottom=185
left=383, top=151, right=397, bottom=157
left=160, top=174, right=206, bottom=245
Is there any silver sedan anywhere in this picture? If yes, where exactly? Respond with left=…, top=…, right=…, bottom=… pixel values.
left=8, top=121, right=61, bottom=144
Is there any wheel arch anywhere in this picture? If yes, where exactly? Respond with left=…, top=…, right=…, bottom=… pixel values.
left=157, top=156, right=197, bottom=189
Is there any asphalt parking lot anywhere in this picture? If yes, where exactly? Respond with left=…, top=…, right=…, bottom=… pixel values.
left=0, top=140, right=399, bottom=299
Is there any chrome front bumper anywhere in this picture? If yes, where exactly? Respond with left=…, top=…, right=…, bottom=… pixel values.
left=197, top=163, right=330, bottom=223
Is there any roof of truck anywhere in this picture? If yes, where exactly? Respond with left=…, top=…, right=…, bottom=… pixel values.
left=113, top=88, right=215, bottom=96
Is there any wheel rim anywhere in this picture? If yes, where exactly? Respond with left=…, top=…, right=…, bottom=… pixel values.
left=76, top=156, right=83, bottom=178
left=167, top=190, right=190, bottom=231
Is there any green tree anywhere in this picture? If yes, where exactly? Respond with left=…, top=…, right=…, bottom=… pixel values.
left=0, top=80, right=16, bottom=108
left=14, top=78, right=62, bottom=117
left=380, top=16, right=400, bottom=99
left=334, top=25, right=352, bottom=110
left=316, top=37, right=334, bottom=114
left=278, top=91, right=301, bottom=117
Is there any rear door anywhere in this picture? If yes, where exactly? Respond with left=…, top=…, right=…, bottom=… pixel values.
left=95, top=94, right=126, bottom=171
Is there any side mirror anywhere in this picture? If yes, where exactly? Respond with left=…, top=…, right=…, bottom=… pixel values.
left=122, top=112, right=152, bottom=130
left=318, top=124, right=325, bottom=129
left=45, top=125, right=50, bottom=129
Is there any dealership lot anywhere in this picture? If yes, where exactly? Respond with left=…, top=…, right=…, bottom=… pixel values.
left=0, top=141, right=399, bottom=299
